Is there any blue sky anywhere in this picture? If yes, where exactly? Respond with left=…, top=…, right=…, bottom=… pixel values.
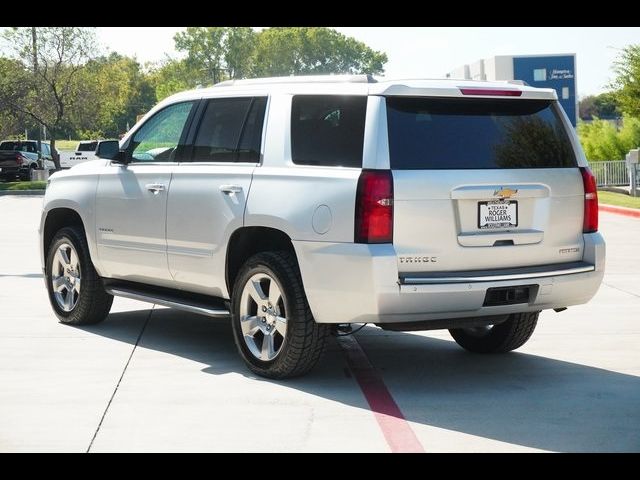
left=95, top=27, right=640, bottom=97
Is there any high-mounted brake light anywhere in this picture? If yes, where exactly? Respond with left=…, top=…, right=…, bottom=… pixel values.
left=459, top=88, right=522, bottom=97
left=355, top=170, right=393, bottom=243
left=580, top=167, right=598, bottom=233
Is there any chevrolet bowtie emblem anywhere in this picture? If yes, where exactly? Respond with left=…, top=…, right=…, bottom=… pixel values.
left=493, top=187, right=518, bottom=199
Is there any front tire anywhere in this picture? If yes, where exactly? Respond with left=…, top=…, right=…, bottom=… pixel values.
left=46, top=226, right=113, bottom=325
left=231, top=251, right=329, bottom=379
left=449, top=312, right=539, bottom=353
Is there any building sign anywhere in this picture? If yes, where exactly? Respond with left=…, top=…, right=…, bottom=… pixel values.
left=549, top=69, right=574, bottom=80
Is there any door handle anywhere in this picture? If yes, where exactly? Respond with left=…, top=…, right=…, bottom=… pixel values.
left=219, top=184, right=243, bottom=195
left=146, top=183, right=166, bottom=194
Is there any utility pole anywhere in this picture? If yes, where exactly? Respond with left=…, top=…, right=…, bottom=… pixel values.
left=32, top=27, right=43, bottom=171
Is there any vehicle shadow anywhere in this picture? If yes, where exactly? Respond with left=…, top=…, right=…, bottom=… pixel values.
left=77, top=307, right=640, bottom=452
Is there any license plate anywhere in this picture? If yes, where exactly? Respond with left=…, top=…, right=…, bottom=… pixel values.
left=478, top=200, right=518, bottom=229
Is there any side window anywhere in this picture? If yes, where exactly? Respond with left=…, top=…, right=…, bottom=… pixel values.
left=41, top=144, right=50, bottom=156
left=130, top=101, right=194, bottom=163
left=191, top=97, right=257, bottom=163
left=291, top=95, right=367, bottom=168
left=237, top=97, right=267, bottom=163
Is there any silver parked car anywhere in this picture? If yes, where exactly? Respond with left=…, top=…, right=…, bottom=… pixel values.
left=39, top=75, right=605, bottom=378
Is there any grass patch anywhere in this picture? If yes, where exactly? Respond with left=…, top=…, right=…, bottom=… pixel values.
left=0, top=181, right=47, bottom=191
left=598, top=190, right=640, bottom=209
left=55, top=140, right=79, bottom=151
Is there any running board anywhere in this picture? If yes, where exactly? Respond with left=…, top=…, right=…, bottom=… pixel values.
left=104, top=281, right=230, bottom=318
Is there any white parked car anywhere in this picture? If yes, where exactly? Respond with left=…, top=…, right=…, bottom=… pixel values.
left=39, top=75, right=605, bottom=378
left=59, top=140, right=119, bottom=169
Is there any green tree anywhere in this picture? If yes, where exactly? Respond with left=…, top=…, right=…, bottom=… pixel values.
left=579, top=92, right=620, bottom=120
left=578, top=115, right=640, bottom=160
left=75, top=53, right=156, bottom=137
left=224, top=27, right=257, bottom=79
left=164, top=27, right=388, bottom=89
left=611, top=44, right=640, bottom=117
left=0, top=57, right=32, bottom=138
left=0, top=27, right=98, bottom=168
left=148, top=58, right=198, bottom=101
left=252, top=27, right=387, bottom=77
left=173, top=27, right=258, bottom=85
left=174, top=27, right=227, bottom=85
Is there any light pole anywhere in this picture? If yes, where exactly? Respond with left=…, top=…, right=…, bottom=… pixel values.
left=32, top=27, right=43, bottom=171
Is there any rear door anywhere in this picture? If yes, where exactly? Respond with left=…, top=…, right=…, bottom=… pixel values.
left=386, top=96, right=584, bottom=275
left=166, top=96, right=267, bottom=297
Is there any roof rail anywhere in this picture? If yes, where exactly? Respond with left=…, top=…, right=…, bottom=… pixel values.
left=214, top=74, right=377, bottom=87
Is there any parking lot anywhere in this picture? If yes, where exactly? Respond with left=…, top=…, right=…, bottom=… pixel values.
left=0, top=195, right=638, bottom=452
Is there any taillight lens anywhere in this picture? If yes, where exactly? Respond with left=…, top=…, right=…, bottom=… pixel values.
left=355, top=169, right=393, bottom=243
left=580, top=166, right=598, bottom=233
left=14, top=153, right=25, bottom=165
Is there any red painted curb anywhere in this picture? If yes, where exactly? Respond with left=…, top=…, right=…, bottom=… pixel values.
left=338, top=335, right=425, bottom=453
left=599, top=204, right=640, bottom=219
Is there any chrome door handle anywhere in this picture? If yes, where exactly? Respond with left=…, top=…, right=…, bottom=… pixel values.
left=146, top=183, right=166, bottom=194
left=219, top=184, right=243, bottom=195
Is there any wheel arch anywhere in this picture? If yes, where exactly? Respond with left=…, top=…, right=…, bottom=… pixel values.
left=42, top=208, right=86, bottom=271
left=225, top=226, right=297, bottom=297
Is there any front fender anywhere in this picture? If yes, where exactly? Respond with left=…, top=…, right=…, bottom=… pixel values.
left=40, top=168, right=101, bottom=274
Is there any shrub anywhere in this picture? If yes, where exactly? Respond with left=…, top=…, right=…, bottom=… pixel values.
left=578, top=115, right=640, bottom=161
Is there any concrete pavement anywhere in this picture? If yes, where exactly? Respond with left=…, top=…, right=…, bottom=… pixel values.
left=1, top=195, right=638, bottom=452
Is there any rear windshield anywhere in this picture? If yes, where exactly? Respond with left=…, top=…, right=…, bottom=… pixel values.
left=386, top=97, right=576, bottom=169
left=0, top=141, right=37, bottom=153
left=77, top=142, right=98, bottom=152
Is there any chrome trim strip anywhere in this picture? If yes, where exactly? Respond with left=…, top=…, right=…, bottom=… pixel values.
left=105, top=287, right=230, bottom=318
left=402, top=265, right=595, bottom=285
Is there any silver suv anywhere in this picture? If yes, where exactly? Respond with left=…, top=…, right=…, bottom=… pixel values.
left=39, top=75, right=605, bottom=378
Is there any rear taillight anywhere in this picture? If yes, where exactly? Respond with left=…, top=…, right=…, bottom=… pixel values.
left=580, top=166, right=598, bottom=233
left=14, top=153, right=26, bottom=165
left=355, top=169, right=393, bottom=243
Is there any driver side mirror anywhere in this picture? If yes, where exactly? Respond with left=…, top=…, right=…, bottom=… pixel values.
left=109, top=150, right=128, bottom=164
left=96, top=140, right=126, bottom=162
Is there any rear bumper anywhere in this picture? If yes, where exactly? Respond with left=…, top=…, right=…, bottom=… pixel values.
left=293, top=232, right=605, bottom=324
left=0, top=165, right=22, bottom=176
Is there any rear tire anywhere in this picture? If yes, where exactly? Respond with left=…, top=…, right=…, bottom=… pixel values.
left=46, top=226, right=113, bottom=325
left=20, top=166, right=34, bottom=181
left=449, top=312, right=539, bottom=353
left=231, top=251, right=329, bottom=379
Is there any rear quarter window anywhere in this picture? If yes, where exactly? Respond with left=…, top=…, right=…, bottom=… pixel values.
left=291, top=95, right=367, bottom=168
left=386, top=97, right=577, bottom=169
left=77, top=142, right=98, bottom=152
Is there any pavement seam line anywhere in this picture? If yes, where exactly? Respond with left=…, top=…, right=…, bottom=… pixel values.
left=337, top=334, right=425, bottom=453
left=602, top=281, right=640, bottom=299
left=86, top=306, right=154, bottom=453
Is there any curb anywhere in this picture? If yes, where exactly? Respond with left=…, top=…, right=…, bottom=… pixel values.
left=0, top=190, right=45, bottom=196
left=600, top=203, right=640, bottom=219
left=599, top=186, right=632, bottom=195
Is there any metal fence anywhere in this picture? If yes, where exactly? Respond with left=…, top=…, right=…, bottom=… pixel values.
left=588, top=161, right=629, bottom=187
